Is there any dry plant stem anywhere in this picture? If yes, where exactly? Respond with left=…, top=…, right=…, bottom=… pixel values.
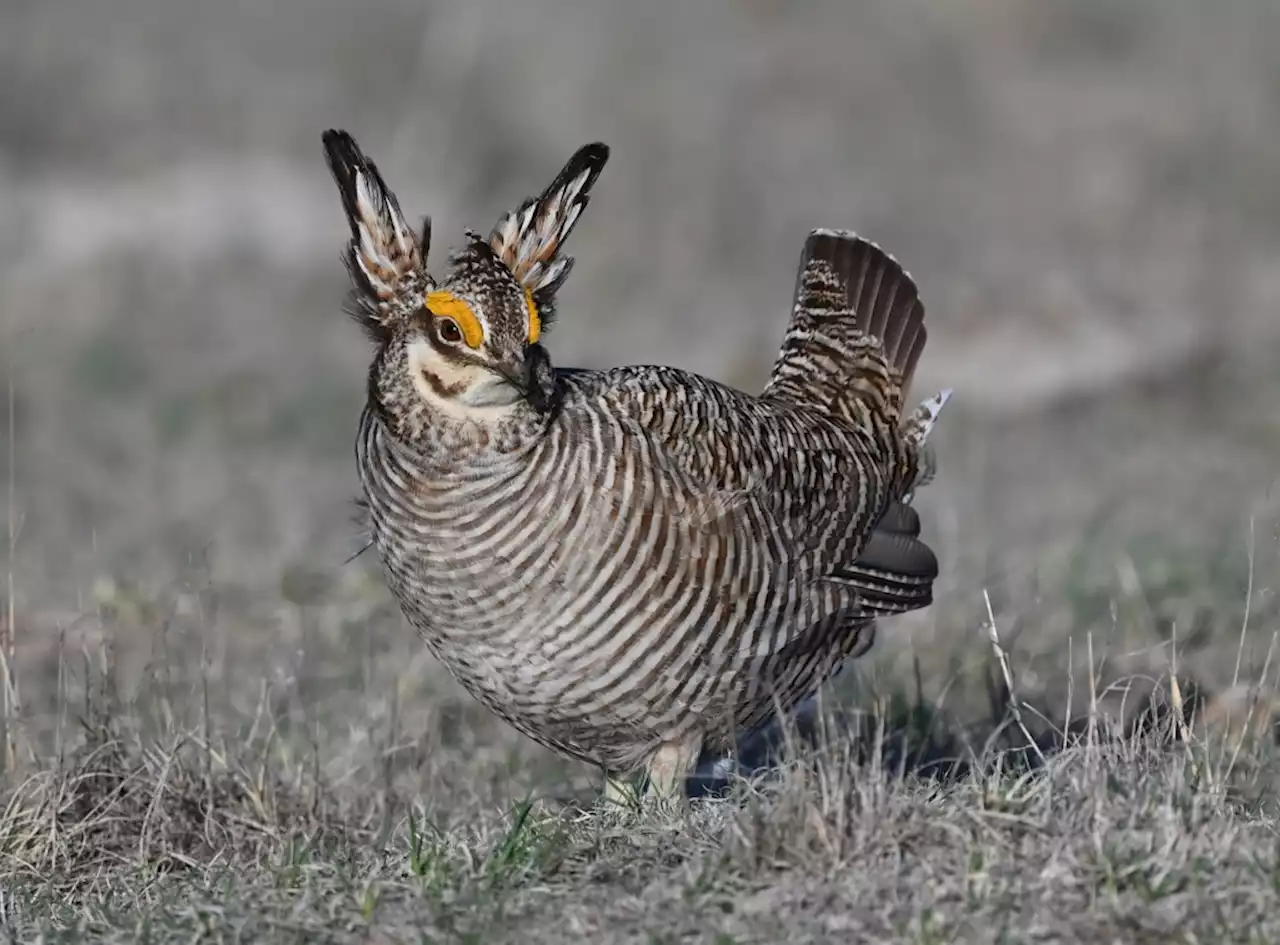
left=1167, top=620, right=1206, bottom=789
left=3, top=365, right=18, bottom=774
left=1232, top=515, right=1256, bottom=690
left=602, top=774, right=639, bottom=811
left=983, top=588, right=1046, bottom=766
left=1087, top=631, right=1098, bottom=758
left=1223, top=629, right=1279, bottom=781
left=1064, top=635, right=1075, bottom=744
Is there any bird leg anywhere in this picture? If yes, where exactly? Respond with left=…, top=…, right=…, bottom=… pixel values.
left=644, top=732, right=703, bottom=811
left=602, top=772, right=641, bottom=810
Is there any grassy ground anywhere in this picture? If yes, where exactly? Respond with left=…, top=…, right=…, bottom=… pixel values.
left=0, top=562, right=1278, bottom=942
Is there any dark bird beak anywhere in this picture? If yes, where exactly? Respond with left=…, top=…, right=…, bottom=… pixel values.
left=522, top=343, right=557, bottom=414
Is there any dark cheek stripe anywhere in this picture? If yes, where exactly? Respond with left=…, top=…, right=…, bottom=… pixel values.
left=422, top=368, right=466, bottom=398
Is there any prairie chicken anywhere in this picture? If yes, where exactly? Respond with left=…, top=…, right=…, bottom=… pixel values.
left=322, top=130, right=952, bottom=805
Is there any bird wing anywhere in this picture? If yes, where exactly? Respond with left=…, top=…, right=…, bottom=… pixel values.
left=590, top=367, right=938, bottom=623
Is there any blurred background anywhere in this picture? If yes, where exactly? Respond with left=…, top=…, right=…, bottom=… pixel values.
left=2, top=0, right=1279, bottom=748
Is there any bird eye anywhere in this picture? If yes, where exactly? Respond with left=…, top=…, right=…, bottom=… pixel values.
left=438, top=318, right=463, bottom=344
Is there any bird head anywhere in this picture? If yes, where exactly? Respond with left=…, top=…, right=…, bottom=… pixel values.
left=321, top=129, right=609, bottom=440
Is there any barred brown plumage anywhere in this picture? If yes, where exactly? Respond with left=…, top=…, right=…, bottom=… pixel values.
left=323, top=129, right=953, bottom=807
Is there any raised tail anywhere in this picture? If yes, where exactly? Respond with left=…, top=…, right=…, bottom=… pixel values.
left=767, top=228, right=953, bottom=504
left=769, top=231, right=954, bottom=616
left=763, top=229, right=927, bottom=427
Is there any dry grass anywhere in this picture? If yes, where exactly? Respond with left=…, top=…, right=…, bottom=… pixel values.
left=0, top=582, right=1276, bottom=943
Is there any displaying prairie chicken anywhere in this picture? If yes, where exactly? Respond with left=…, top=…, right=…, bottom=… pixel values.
left=322, top=129, right=952, bottom=806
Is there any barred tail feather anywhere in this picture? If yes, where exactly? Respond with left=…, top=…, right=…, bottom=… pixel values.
left=765, top=229, right=928, bottom=425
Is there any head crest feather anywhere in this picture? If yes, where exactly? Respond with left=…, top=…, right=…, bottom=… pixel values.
left=487, top=142, right=609, bottom=333
left=322, top=129, right=430, bottom=339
